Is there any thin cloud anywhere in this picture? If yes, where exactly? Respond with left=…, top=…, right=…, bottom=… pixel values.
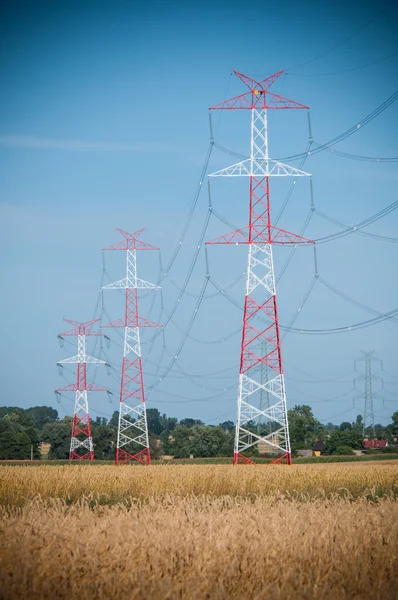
left=0, top=134, right=176, bottom=153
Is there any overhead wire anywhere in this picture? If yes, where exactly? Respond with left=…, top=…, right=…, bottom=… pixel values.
left=318, top=276, right=398, bottom=324
left=285, top=8, right=386, bottom=72
left=213, top=90, right=398, bottom=163
left=315, top=208, right=398, bottom=243
left=314, top=199, right=398, bottom=243
left=288, top=385, right=357, bottom=403
left=284, top=91, right=398, bottom=161
left=147, top=276, right=211, bottom=395
left=288, top=51, right=398, bottom=78
left=209, top=275, right=398, bottom=334
left=323, top=144, right=398, bottom=162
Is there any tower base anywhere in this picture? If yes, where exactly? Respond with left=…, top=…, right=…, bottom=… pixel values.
left=116, top=447, right=151, bottom=466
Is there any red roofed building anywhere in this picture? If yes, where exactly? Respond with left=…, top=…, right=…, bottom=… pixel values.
left=363, top=439, right=388, bottom=449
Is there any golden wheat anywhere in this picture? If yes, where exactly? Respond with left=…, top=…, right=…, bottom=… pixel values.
left=0, top=462, right=397, bottom=506
left=0, top=463, right=397, bottom=599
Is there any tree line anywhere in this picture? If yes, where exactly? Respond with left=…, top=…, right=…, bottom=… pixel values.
left=0, top=404, right=397, bottom=460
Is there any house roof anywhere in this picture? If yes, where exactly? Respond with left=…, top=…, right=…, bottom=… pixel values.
left=313, top=440, right=326, bottom=451
left=363, top=439, right=388, bottom=449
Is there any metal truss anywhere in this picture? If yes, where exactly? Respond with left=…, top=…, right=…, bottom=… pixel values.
left=56, top=319, right=107, bottom=461
left=103, top=228, right=161, bottom=466
left=207, top=70, right=313, bottom=464
left=354, top=351, right=383, bottom=439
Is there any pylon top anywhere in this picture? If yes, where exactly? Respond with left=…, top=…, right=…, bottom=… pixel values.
left=59, top=319, right=103, bottom=337
left=210, top=70, right=309, bottom=111
left=103, top=227, right=158, bottom=251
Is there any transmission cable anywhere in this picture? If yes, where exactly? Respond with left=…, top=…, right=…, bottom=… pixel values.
left=314, top=199, right=398, bottom=244
left=315, top=207, right=398, bottom=243
left=214, top=91, right=398, bottom=163
left=209, top=276, right=398, bottom=334
left=285, top=8, right=385, bottom=72
left=318, top=276, right=398, bottom=324
left=323, top=145, right=398, bottom=162
left=147, top=276, right=210, bottom=394
left=287, top=50, right=398, bottom=78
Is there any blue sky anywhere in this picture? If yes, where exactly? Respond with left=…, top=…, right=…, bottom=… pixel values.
left=1, top=0, right=397, bottom=427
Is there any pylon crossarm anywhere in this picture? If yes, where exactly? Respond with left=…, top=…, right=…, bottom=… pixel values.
left=210, top=90, right=308, bottom=111
left=234, top=70, right=285, bottom=91
left=209, top=158, right=310, bottom=178
left=103, top=277, right=159, bottom=290
left=58, top=355, right=105, bottom=364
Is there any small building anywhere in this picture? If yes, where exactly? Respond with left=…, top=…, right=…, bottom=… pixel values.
left=363, top=439, right=388, bottom=450
left=313, top=440, right=326, bottom=457
left=40, top=442, right=51, bottom=458
left=297, top=449, right=313, bottom=457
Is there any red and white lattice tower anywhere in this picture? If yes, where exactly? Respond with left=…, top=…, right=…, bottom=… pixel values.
left=102, top=228, right=161, bottom=466
left=56, top=319, right=107, bottom=460
left=207, top=71, right=314, bottom=465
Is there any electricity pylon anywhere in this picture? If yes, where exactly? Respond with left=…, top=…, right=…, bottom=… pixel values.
left=206, top=70, right=313, bottom=464
left=102, top=228, right=162, bottom=465
left=355, top=351, right=383, bottom=438
left=56, top=319, right=107, bottom=460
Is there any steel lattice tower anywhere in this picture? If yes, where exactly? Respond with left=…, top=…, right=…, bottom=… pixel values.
left=56, top=319, right=107, bottom=460
left=102, top=228, right=161, bottom=466
left=207, top=70, right=313, bottom=465
left=355, top=351, right=382, bottom=438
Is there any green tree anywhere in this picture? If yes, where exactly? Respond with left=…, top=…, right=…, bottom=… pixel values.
left=0, top=430, right=32, bottom=460
left=3, top=409, right=35, bottom=428
left=374, top=423, right=387, bottom=440
left=188, top=426, right=233, bottom=458
left=108, top=411, right=119, bottom=428
left=92, top=425, right=115, bottom=459
left=326, top=428, right=363, bottom=455
left=325, top=422, right=337, bottom=432
left=146, top=409, right=163, bottom=435
left=168, top=426, right=192, bottom=458
left=25, top=406, right=58, bottom=431
left=92, top=416, right=108, bottom=428
left=149, top=432, right=163, bottom=460
left=167, top=425, right=233, bottom=458
left=340, top=422, right=352, bottom=431
left=0, top=411, right=41, bottom=458
left=159, top=414, right=178, bottom=433
left=391, top=411, right=398, bottom=437
left=352, top=415, right=363, bottom=433
left=42, top=417, right=72, bottom=459
left=219, top=420, right=235, bottom=432
left=287, top=405, right=324, bottom=450
left=179, top=418, right=203, bottom=429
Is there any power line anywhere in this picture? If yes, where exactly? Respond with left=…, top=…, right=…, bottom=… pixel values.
left=323, top=144, right=398, bottom=162
left=286, top=7, right=386, bottom=72
left=209, top=275, right=398, bottom=334
left=318, top=276, right=398, bottom=324
left=214, top=90, right=398, bottom=163
left=315, top=208, right=398, bottom=243
left=314, top=199, right=398, bottom=244
left=288, top=50, right=398, bottom=78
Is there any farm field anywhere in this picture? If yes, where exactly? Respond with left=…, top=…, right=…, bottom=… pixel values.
left=0, top=462, right=397, bottom=599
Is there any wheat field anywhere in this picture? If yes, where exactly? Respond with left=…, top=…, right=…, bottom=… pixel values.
left=0, top=462, right=397, bottom=599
